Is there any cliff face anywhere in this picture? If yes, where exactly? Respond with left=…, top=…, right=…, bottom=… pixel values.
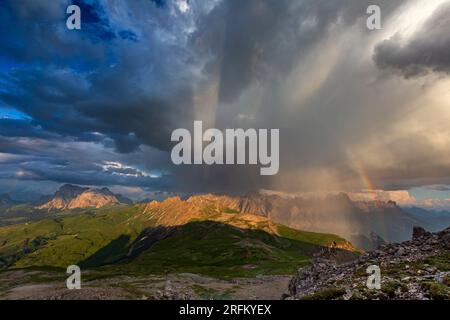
left=38, top=184, right=131, bottom=211
left=287, top=226, right=450, bottom=300
left=66, top=188, right=120, bottom=209
left=235, top=192, right=420, bottom=244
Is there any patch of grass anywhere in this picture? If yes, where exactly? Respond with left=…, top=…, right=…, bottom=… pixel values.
left=24, top=273, right=67, bottom=284
left=301, top=287, right=346, bottom=300
left=354, top=266, right=368, bottom=277
left=191, top=284, right=234, bottom=300
left=0, top=206, right=147, bottom=269
left=80, top=235, right=131, bottom=268
left=421, top=281, right=450, bottom=300
left=423, top=253, right=450, bottom=272
left=349, top=292, right=365, bottom=300
left=223, top=208, right=239, bottom=214
left=277, top=224, right=348, bottom=247
left=382, top=281, right=407, bottom=298
left=79, top=270, right=123, bottom=283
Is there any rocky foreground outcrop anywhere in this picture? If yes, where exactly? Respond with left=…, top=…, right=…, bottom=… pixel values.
left=287, top=226, right=450, bottom=300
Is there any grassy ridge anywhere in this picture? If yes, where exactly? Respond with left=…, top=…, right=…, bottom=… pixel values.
left=0, top=205, right=357, bottom=278
left=0, top=206, right=147, bottom=268
left=113, top=221, right=317, bottom=278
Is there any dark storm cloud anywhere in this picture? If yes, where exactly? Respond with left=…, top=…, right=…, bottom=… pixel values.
left=0, top=0, right=197, bottom=153
left=1, top=0, right=450, bottom=194
left=0, top=136, right=171, bottom=190
left=0, top=0, right=106, bottom=67
left=177, top=0, right=410, bottom=192
left=374, top=2, right=450, bottom=77
left=0, top=118, right=60, bottom=139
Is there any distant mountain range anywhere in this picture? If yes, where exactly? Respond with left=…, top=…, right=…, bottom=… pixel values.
left=235, top=192, right=450, bottom=249
left=135, top=191, right=450, bottom=250
left=402, top=206, right=450, bottom=232
left=37, top=184, right=132, bottom=211
left=235, top=192, right=417, bottom=245
left=1, top=185, right=449, bottom=250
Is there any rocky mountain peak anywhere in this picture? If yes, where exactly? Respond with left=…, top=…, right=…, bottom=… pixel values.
left=55, top=184, right=88, bottom=200
left=98, top=187, right=115, bottom=196
left=38, top=184, right=131, bottom=211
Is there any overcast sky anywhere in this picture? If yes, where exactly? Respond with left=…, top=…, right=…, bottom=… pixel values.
left=1, top=0, right=450, bottom=204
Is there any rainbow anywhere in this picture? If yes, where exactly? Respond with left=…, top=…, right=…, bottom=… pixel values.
left=353, top=159, right=374, bottom=192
